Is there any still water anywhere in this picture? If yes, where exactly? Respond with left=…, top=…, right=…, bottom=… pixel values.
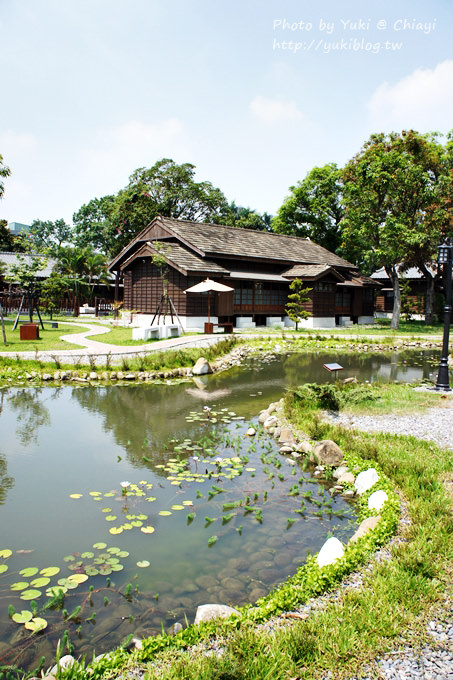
left=0, top=349, right=439, bottom=670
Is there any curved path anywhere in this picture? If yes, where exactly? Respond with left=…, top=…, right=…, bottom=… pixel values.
left=0, top=321, right=231, bottom=365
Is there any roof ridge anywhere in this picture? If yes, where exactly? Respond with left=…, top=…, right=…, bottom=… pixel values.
left=160, top=215, right=312, bottom=241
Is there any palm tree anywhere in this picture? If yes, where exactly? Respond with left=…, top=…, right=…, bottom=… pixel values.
left=56, top=247, right=90, bottom=316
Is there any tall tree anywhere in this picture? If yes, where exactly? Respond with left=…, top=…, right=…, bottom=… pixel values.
left=272, top=163, right=344, bottom=252
left=73, top=160, right=229, bottom=257
left=341, top=131, right=446, bottom=329
left=29, top=218, right=73, bottom=254
left=110, top=159, right=229, bottom=255
left=73, top=195, right=116, bottom=253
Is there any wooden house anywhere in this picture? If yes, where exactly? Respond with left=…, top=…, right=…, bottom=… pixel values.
left=108, top=216, right=377, bottom=330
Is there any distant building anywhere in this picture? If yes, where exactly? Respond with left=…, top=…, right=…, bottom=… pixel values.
left=8, top=222, right=31, bottom=237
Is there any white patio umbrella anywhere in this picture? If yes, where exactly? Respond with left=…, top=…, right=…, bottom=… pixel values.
left=184, top=278, right=233, bottom=323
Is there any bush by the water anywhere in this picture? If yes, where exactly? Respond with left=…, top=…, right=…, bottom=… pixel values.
left=289, top=382, right=380, bottom=412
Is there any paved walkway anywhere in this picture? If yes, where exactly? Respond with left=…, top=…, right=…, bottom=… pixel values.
left=0, top=321, right=232, bottom=365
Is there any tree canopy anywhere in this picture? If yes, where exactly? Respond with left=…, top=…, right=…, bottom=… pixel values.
left=73, top=159, right=230, bottom=257
left=341, top=130, right=449, bottom=328
left=272, top=163, right=344, bottom=253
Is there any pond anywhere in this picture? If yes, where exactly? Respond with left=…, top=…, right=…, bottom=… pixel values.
left=0, top=349, right=440, bottom=671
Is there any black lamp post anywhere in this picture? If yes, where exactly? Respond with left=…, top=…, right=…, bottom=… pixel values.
left=435, top=239, right=453, bottom=391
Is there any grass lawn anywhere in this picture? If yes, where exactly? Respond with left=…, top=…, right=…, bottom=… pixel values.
left=0, top=317, right=86, bottom=351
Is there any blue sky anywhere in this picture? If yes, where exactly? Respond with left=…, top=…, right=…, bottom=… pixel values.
left=1, top=0, right=452, bottom=226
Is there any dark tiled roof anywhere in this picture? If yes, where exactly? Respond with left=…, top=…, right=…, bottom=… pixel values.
left=121, top=242, right=228, bottom=275
left=282, top=264, right=344, bottom=281
left=154, top=217, right=356, bottom=269
left=0, top=252, right=57, bottom=278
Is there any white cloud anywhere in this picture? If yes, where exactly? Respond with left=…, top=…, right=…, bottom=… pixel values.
left=249, top=96, right=305, bottom=125
left=367, top=60, right=453, bottom=133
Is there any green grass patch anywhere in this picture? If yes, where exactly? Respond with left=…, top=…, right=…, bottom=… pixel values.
left=0, top=317, right=86, bottom=351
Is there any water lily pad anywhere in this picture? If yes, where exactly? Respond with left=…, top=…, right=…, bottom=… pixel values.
left=89, top=491, right=102, bottom=496
left=84, top=566, right=99, bottom=576
left=25, top=617, right=47, bottom=633
left=0, top=549, right=13, bottom=558
left=103, top=492, right=115, bottom=497
left=171, top=505, right=184, bottom=511
left=182, top=500, right=193, bottom=506
left=69, top=494, right=83, bottom=499
left=131, top=520, right=143, bottom=527
left=140, top=526, right=155, bottom=534
left=63, top=555, right=76, bottom=562
left=30, top=577, right=50, bottom=588
left=136, top=560, right=150, bottom=568
left=93, top=542, right=107, bottom=550
left=11, top=582, right=29, bottom=591
left=0, top=564, right=8, bottom=574
left=57, top=578, right=79, bottom=590
left=122, top=523, right=133, bottom=530
left=117, top=550, right=129, bottom=558
left=20, top=589, right=42, bottom=600
left=107, top=546, right=120, bottom=554
left=68, top=573, right=89, bottom=584
left=109, top=527, right=123, bottom=535
left=158, top=510, right=172, bottom=516
left=105, top=515, right=117, bottom=522
left=98, top=566, right=112, bottom=575
left=146, top=497, right=157, bottom=502
left=80, top=552, right=94, bottom=559
left=19, top=567, right=38, bottom=578
left=102, top=508, right=113, bottom=513
left=40, top=566, right=60, bottom=577
left=110, top=564, right=124, bottom=572
left=12, top=610, right=33, bottom=624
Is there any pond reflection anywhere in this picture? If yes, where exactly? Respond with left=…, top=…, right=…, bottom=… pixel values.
left=0, top=348, right=441, bottom=671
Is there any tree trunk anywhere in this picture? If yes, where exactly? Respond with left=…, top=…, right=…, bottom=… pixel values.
left=386, top=265, right=401, bottom=329
left=419, top=264, right=435, bottom=324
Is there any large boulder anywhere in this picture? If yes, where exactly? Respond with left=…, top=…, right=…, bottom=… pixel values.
left=316, top=537, right=344, bottom=567
left=278, top=427, right=294, bottom=443
left=349, top=516, right=381, bottom=543
left=194, top=604, right=240, bottom=625
left=192, top=358, right=213, bottom=375
left=354, top=468, right=379, bottom=496
left=311, top=440, right=344, bottom=466
left=368, top=490, right=388, bottom=511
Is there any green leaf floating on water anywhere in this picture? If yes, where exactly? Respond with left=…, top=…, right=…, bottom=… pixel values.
left=30, top=577, right=50, bottom=588
left=25, top=617, right=47, bottom=633
left=12, top=610, right=33, bottom=624
left=19, top=567, right=38, bottom=578
left=40, top=566, right=60, bottom=577
left=0, top=564, right=8, bottom=574
left=20, top=589, right=42, bottom=600
left=11, top=582, right=29, bottom=591
left=93, top=542, right=107, bottom=550
left=0, top=549, right=12, bottom=558
left=208, top=535, right=218, bottom=546
left=137, top=560, right=150, bottom=568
